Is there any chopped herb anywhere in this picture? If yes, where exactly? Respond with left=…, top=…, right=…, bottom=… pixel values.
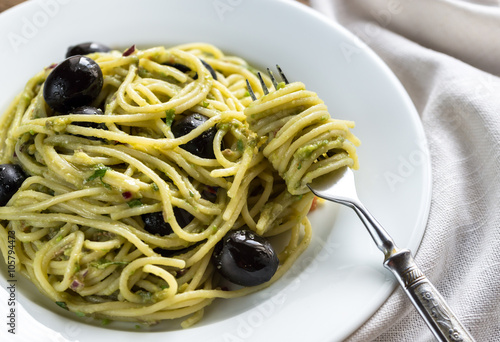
left=165, top=109, right=176, bottom=126
left=137, top=290, right=153, bottom=303
left=87, top=164, right=110, bottom=182
left=277, top=82, right=286, bottom=90
left=101, top=318, right=112, bottom=326
left=244, top=90, right=250, bottom=97
left=75, top=311, right=85, bottom=317
left=29, top=129, right=35, bottom=135
left=236, top=139, right=244, bottom=152
left=151, top=183, right=159, bottom=191
left=135, top=325, right=142, bottom=330
left=212, top=225, right=218, bottom=233
left=201, top=101, right=209, bottom=108
left=218, top=123, right=231, bottom=131
left=55, top=301, right=68, bottom=310
left=295, top=140, right=329, bottom=160
left=90, top=259, right=129, bottom=269
left=55, top=235, right=63, bottom=242
left=127, top=199, right=143, bottom=208
left=189, top=191, right=194, bottom=197
left=138, top=67, right=152, bottom=78
left=297, top=163, right=302, bottom=170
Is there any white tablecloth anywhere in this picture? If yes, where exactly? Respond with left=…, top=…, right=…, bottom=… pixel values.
left=309, top=0, right=500, bottom=341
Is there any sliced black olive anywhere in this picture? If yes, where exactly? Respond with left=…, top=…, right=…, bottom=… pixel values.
left=0, top=164, right=28, bottom=206
left=70, top=106, right=106, bottom=141
left=201, top=185, right=218, bottom=203
left=66, top=42, right=111, bottom=58
left=141, top=207, right=194, bottom=236
left=168, top=63, right=192, bottom=73
left=200, top=59, right=217, bottom=80
left=171, top=113, right=216, bottom=159
left=212, top=229, right=279, bottom=287
left=71, top=106, right=104, bottom=128
left=43, top=56, right=103, bottom=114
left=154, top=241, right=203, bottom=258
left=164, top=59, right=217, bottom=80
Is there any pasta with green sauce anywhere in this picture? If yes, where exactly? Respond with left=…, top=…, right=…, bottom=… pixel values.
left=0, top=43, right=359, bottom=327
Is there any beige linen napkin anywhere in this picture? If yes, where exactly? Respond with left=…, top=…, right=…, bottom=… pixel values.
left=309, top=0, right=500, bottom=341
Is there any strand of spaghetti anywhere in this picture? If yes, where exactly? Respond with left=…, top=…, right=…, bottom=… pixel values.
left=53, top=230, right=85, bottom=292
left=78, top=144, right=221, bottom=223
left=184, top=252, right=212, bottom=292
left=227, top=147, right=253, bottom=199
left=263, top=105, right=330, bottom=157
left=32, top=229, right=78, bottom=300
left=0, top=188, right=104, bottom=215
left=119, top=257, right=185, bottom=303
left=0, top=212, right=155, bottom=256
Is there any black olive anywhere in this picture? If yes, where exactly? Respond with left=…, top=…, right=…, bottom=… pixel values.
left=168, top=63, right=192, bottom=73
left=165, top=59, right=217, bottom=80
left=142, top=207, right=194, bottom=236
left=0, top=164, right=28, bottom=206
left=43, top=56, right=103, bottom=114
left=70, top=106, right=106, bottom=141
left=201, top=185, right=218, bottom=203
left=154, top=241, right=202, bottom=258
left=66, top=42, right=111, bottom=58
left=171, top=113, right=216, bottom=159
left=212, top=229, right=279, bottom=287
left=71, top=106, right=104, bottom=128
left=200, top=59, right=217, bottom=80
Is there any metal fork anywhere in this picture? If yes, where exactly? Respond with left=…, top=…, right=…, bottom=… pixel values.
left=247, top=68, right=476, bottom=342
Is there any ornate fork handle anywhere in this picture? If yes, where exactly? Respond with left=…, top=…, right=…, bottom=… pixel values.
left=311, top=170, right=476, bottom=341
left=384, top=250, right=473, bottom=342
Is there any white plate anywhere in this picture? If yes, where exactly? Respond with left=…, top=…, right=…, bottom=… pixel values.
left=0, top=0, right=432, bottom=341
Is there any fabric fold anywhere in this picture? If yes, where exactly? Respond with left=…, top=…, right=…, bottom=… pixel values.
left=308, top=0, right=500, bottom=341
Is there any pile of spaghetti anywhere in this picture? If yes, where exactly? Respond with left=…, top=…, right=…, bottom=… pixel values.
left=0, top=43, right=359, bottom=327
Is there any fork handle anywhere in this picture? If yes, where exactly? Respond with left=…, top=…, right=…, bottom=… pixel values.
left=384, top=249, right=475, bottom=342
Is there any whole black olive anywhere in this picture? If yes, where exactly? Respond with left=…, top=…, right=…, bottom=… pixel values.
left=142, top=207, right=194, bottom=236
left=43, top=56, right=103, bottom=114
left=212, top=229, right=279, bottom=287
left=66, top=42, right=111, bottom=58
left=171, top=113, right=216, bottom=159
left=0, top=164, right=28, bottom=206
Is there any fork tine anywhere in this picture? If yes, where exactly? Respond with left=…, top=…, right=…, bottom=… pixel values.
left=276, top=65, right=289, bottom=84
left=245, top=79, right=257, bottom=101
left=247, top=66, right=289, bottom=101
left=257, top=72, right=269, bottom=95
left=267, top=68, right=278, bottom=90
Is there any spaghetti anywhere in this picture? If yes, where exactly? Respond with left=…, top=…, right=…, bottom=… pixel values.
left=0, top=43, right=358, bottom=327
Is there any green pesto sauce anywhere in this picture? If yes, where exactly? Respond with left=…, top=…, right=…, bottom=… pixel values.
left=294, top=139, right=329, bottom=160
